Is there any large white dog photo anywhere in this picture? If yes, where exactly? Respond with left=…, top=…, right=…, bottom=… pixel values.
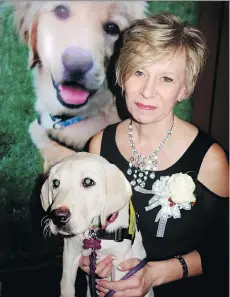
left=11, top=1, right=147, bottom=172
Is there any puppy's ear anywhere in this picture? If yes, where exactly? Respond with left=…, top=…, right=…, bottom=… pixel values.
left=10, top=1, right=31, bottom=41
left=100, top=163, right=132, bottom=226
left=122, top=1, right=148, bottom=20
left=27, top=16, right=40, bottom=69
left=40, top=177, right=51, bottom=212
left=11, top=2, right=40, bottom=68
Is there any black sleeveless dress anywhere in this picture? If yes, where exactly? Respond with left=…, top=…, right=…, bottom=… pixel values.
left=100, top=123, right=229, bottom=297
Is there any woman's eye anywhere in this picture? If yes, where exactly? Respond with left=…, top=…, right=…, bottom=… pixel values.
left=135, top=71, right=144, bottom=77
left=52, top=179, right=60, bottom=189
left=103, top=22, right=120, bottom=36
left=54, top=5, right=70, bottom=20
left=82, top=178, right=96, bottom=188
left=162, top=76, right=173, bottom=82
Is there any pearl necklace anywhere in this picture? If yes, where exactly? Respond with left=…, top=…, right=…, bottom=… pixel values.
left=127, top=116, right=174, bottom=188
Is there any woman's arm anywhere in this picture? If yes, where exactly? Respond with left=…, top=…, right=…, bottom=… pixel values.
left=96, top=250, right=202, bottom=296
left=198, top=143, right=229, bottom=197
left=153, top=250, right=202, bottom=286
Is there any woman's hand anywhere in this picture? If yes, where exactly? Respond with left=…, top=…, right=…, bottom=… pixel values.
left=80, top=251, right=202, bottom=296
left=96, top=258, right=155, bottom=297
left=79, top=255, right=115, bottom=278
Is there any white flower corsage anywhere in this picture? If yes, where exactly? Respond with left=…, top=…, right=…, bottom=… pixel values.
left=135, top=173, right=196, bottom=237
left=167, top=173, right=196, bottom=204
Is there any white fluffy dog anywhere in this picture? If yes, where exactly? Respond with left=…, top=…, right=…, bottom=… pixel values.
left=11, top=1, right=147, bottom=172
left=41, top=153, right=153, bottom=297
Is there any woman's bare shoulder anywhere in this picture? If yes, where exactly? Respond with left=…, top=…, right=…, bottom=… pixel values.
left=177, top=118, right=229, bottom=197
left=89, top=130, right=104, bottom=155
left=198, top=143, right=229, bottom=198
left=89, top=120, right=129, bottom=155
left=174, top=117, right=199, bottom=150
left=176, top=117, right=198, bottom=138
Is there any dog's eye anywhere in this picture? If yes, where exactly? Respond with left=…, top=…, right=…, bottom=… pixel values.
left=103, top=22, right=120, bottom=36
left=52, top=179, right=60, bottom=189
left=83, top=178, right=95, bottom=188
left=54, top=5, right=70, bottom=20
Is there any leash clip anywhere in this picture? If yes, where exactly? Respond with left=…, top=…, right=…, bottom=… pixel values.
left=50, top=115, right=64, bottom=129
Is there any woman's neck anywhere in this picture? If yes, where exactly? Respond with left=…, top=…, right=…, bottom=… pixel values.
left=131, top=114, right=175, bottom=153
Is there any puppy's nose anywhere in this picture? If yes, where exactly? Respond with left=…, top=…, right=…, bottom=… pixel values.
left=62, top=46, right=93, bottom=76
left=50, top=208, right=70, bottom=227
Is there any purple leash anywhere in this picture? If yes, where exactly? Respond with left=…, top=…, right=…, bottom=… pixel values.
left=83, top=235, right=102, bottom=297
left=83, top=224, right=148, bottom=297
left=104, top=258, right=148, bottom=297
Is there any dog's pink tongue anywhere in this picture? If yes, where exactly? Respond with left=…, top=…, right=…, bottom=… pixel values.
left=59, top=85, right=89, bottom=105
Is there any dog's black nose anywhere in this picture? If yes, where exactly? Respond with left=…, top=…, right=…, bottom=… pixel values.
left=62, top=46, right=93, bottom=76
left=50, top=208, right=71, bottom=227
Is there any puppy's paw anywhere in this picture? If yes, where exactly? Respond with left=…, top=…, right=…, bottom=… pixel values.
left=60, top=282, right=75, bottom=297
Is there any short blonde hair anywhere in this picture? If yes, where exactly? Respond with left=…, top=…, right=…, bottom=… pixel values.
left=116, top=12, right=208, bottom=96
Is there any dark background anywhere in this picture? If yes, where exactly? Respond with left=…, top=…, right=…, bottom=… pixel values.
left=192, top=1, right=229, bottom=155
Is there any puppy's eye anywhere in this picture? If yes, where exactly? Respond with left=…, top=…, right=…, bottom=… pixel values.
left=54, top=5, right=70, bottom=20
left=52, top=179, right=60, bottom=189
left=103, top=22, right=120, bottom=36
left=83, top=178, right=95, bottom=188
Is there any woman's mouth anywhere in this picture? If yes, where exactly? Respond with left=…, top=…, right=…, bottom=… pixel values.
left=135, top=102, right=157, bottom=110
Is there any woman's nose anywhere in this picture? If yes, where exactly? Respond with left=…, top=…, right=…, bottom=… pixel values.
left=141, top=78, right=157, bottom=99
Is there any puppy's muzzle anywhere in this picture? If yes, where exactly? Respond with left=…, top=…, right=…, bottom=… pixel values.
left=50, top=207, right=71, bottom=227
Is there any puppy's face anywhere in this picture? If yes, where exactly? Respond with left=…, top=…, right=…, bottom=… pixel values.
left=14, top=1, right=147, bottom=111
left=40, top=153, right=132, bottom=236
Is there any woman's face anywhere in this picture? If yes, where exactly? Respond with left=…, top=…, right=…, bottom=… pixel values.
left=124, top=53, right=188, bottom=124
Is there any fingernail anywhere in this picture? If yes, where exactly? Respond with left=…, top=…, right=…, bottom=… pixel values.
left=112, top=256, right=116, bottom=260
left=96, top=286, right=101, bottom=294
left=117, top=265, right=122, bottom=270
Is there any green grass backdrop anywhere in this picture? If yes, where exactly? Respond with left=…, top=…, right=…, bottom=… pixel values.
left=0, top=1, right=199, bottom=264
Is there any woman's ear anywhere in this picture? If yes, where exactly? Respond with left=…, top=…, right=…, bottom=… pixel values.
left=178, top=84, right=189, bottom=103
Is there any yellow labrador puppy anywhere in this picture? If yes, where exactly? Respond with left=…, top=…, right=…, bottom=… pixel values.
left=11, top=1, right=147, bottom=172
left=41, top=153, right=153, bottom=297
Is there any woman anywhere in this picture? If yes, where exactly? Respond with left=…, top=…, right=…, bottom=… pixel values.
left=80, top=12, right=229, bottom=297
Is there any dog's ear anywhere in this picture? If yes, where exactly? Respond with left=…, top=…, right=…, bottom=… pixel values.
left=27, top=15, right=40, bottom=69
left=11, top=2, right=40, bottom=68
left=100, top=163, right=132, bottom=226
left=40, top=177, right=51, bottom=212
left=10, top=2, right=29, bottom=41
left=121, top=1, right=148, bottom=20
